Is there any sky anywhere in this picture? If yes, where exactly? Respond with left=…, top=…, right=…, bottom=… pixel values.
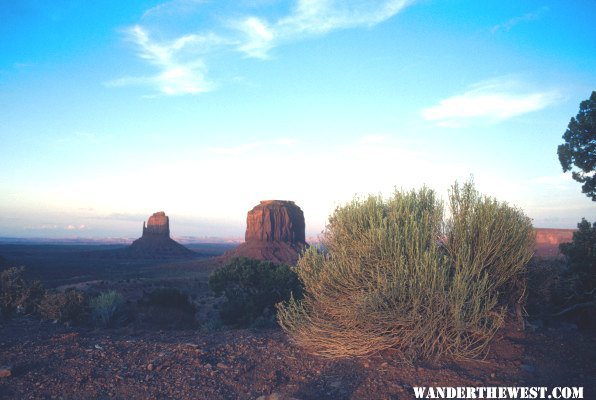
left=0, top=0, right=595, bottom=240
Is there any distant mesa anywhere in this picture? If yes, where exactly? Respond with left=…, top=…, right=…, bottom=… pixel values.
left=225, top=200, right=307, bottom=265
left=127, top=211, right=194, bottom=258
left=533, top=228, right=574, bottom=258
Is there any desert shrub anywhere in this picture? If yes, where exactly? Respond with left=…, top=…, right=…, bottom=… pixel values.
left=277, top=181, right=534, bottom=360
left=524, top=259, right=566, bottom=316
left=38, top=289, right=88, bottom=325
left=144, top=287, right=196, bottom=314
left=209, top=257, right=303, bottom=327
left=560, top=218, right=596, bottom=296
left=89, top=290, right=125, bottom=327
left=138, top=287, right=197, bottom=329
left=1, top=266, right=44, bottom=320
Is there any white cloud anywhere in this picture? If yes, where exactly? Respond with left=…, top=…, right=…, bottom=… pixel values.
left=111, top=1, right=414, bottom=93
left=141, top=0, right=206, bottom=20
left=421, top=77, right=560, bottom=127
left=237, top=17, right=276, bottom=59
left=234, top=0, right=412, bottom=58
left=491, top=7, right=549, bottom=33
left=107, top=25, right=226, bottom=95
left=66, top=224, right=86, bottom=231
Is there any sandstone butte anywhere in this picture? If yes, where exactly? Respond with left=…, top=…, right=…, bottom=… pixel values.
left=127, top=211, right=194, bottom=258
left=224, top=200, right=308, bottom=265
left=533, top=228, right=575, bottom=258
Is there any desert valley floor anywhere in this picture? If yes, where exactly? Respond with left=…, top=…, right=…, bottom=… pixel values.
left=0, top=243, right=595, bottom=400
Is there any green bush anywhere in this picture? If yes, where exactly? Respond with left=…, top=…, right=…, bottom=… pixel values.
left=209, top=257, right=303, bottom=327
left=1, top=266, right=44, bottom=320
left=38, top=289, right=88, bottom=325
left=560, top=218, right=596, bottom=295
left=277, top=181, right=534, bottom=360
left=143, top=287, right=196, bottom=314
left=90, top=290, right=125, bottom=327
left=138, top=287, right=197, bottom=329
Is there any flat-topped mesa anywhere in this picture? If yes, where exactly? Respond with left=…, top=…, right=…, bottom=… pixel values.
left=245, top=200, right=306, bottom=244
left=143, top=211, right=170, bottom=237
left=224, top=200, right=307, bottom=265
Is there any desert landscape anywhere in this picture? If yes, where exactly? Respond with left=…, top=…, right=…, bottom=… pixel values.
left=1, top=203, right=595, bottom=399
left=2, top=1, right=595, bottom=399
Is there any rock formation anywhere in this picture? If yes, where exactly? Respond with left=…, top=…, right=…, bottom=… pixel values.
left=225, top=200, right=307, bottom=265
left=127, top=211, right=194, bottom=258
left=534, top=228, right=574, bottom=258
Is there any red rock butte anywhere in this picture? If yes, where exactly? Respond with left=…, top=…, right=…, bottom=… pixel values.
left=128, top=211, right=194, bottom=258
left=225, top=200, right=307, bottom=265
left=533, top=228, right=574, bottom=258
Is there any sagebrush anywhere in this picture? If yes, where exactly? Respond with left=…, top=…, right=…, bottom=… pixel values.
left=277, top=181, right=534, bottom=360
left=90, top=290, right=125, bottom=327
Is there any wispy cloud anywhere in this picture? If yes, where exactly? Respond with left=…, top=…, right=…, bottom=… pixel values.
left=421, top=77, right=560, bottom=127
left=234, top=0, right=412, bottom=58
left=141, top=0, right=206, bottom=19
left=491, top=6, right=549, bottom=33
left=111, top=1, right=414, bottom=94
left=106, top=25, right=227, bottom=95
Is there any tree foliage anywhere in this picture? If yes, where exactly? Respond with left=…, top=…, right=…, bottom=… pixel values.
left=560, top=218, right=596, bottom=295
left=557, top=91, right=596, bottom=200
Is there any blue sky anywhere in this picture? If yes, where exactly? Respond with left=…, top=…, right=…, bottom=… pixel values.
left=1, top=0, right=595, bottom=239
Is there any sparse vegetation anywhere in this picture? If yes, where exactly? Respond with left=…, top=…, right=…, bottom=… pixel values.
left=138, top=287, right=197, bottom=328
left=277, top=181, right=534, bottom=360
left=209, top=257, right=303, bottom=327
left=38, top=289, right=88, bottom=325
left=90, top=290, right=125, bottom=327
left=555, top=219, right=596, bottom=322
left=144, top=287, right=196, bottom=313
left=1, top=266, right=44, bottom=320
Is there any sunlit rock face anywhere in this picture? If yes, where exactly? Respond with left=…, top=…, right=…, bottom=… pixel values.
left=225, top=200, right=307, bottom=265
left=534, top=228, right=574, bottom=258
left=142, top=211, right=170, bottom=237
left=245, top=200, right=306, bottom=244
left=128, top=211, right=193, bottom=258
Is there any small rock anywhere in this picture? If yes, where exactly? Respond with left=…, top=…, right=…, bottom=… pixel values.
left=94, top=344, right=103, bottom=350
left=216, top=362, right=227, bottom=369
left=0, top=366, right=12, bottom=378
left=490, top=373, right=496, bottom=379
left=380, top=362, right=388, bottom=367
left=147, top=363, right=154, bottom=371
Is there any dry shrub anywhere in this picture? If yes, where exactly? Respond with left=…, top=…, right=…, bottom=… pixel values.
left=90, top=290, right=125, bottom=327
left=38, top=289, right=88, bottom=325
left=277, top=181, right=534, bottom=360
left=1, top=266, right=44, bottom=320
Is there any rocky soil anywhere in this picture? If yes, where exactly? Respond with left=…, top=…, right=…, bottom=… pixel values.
left=1, top=318, right=594, bottom=400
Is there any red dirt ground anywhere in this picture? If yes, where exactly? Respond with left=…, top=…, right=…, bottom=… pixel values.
left=1, top=318, right=594, bottom=399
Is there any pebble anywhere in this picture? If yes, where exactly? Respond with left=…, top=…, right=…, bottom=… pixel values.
left=147, top=363, right=154, bottom=371
left=0, top=366, right=12, bottom=378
